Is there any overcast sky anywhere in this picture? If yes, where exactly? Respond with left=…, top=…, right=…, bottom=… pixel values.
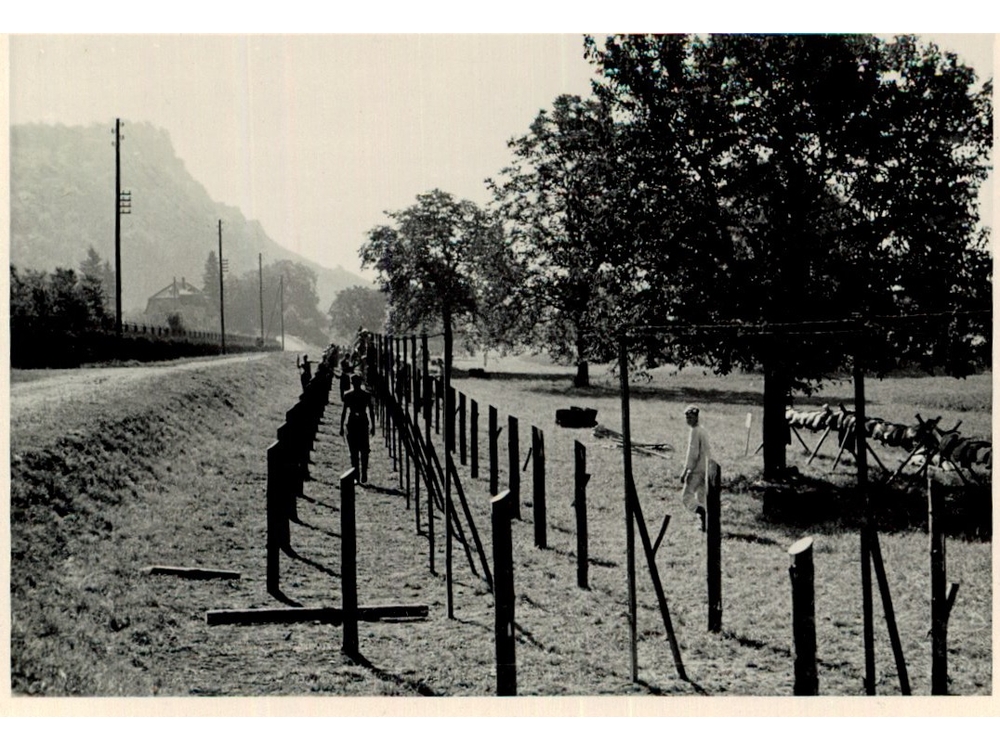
left=8, top=32, right=994, bottom=280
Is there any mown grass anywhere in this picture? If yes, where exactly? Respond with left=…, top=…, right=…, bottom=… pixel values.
left=448, top=355, right=992, bottom=696
left=8, top=352, right=991, bottom=698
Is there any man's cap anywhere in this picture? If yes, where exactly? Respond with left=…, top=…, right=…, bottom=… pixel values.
left=684, top=404, right=700, bottom=415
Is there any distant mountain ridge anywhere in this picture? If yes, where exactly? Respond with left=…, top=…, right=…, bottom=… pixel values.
left=10, top=122, right=370, bottom=313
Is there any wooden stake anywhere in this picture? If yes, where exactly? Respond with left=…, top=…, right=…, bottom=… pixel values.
left=929, top=474, right=948, bottom=694
left=532, top=427, right=546, bottom=548
left=619, top=336, right=638, bottom=683
left=471, top=399, right=479, bottom=479
left=459, top=391, right=467, bottom=466
left=491, top=490, right=516, bottom=696
left=340, top=467, right=358, bottom=657
left=789, top=536, right=818, bottom=696
left=508, top=415, right=521, bottom=520
left=706, top=460, right=722, bottom=633
left=489, top=405, right=499, bottom=496
left=574, top=440, right=589, bottom=590
left=806, top=426, right=832, bottom=466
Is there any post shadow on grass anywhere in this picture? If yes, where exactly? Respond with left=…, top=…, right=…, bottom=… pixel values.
left=361, top=484, right=407, bottom=498
left=294, top=518, right=341, bottom=540
left=346, top=652, right=439, bottom=696
left=267, top=588, right=302, bottom=608
left=300, top=493, right=339, bottom=512
left=285, top=547, right=341, bottom=579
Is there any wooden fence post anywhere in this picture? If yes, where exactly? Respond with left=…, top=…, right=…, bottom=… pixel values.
left=266, top=441, right=287, bottom=595
left=470, top=399, right=479, bottom=479
left=435, top=375, right=441, bottom=435
left=492, top=490, right=516, bottom=696
left=532, top=426, right=546, bottom=549
left=574, top=440, right=589, bottom=590
left=459, top=391, right=467, bottom=466
left=928, top=475, right=959, bottom=695
left=618, top=336, right=638, bottom=682
left=340, top=467, right=359, bottom=658
left=508, top=415, right=521, bottom=520
left=707, top=460, right=722, bottom=633
left=489, top=405, right=499, bottom=496
left=447, top=385, right=457, bottom=454
left=412, top=335, right=421, bottom=533
left=789, top=536, right=818, bottom=696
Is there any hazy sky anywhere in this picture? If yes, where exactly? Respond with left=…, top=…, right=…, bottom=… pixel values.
left=8, top=33, right=994, bottom=280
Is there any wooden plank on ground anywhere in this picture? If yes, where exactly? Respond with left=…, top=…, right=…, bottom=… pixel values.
left=144, top=566, right=241, bottom=580
left=206, top=604, right=429, bottom=626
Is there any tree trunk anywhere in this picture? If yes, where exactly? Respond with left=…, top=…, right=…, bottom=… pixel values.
left=573, top=333, right=590, bottom=388
left=762, top=355, right=789, bottom=481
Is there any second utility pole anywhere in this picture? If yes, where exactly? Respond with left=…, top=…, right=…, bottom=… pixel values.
left=218, top=220, right=226, bottom=355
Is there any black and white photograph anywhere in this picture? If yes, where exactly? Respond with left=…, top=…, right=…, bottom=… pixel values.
left=3, top=17, right=995, bottom=718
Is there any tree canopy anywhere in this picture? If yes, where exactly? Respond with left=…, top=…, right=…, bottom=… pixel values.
left=328, top=285, right=388, bottom=344
left=358, top=189, right=516, bottom=370
left=489, top=94, right=625, bottom=386
left=580, top=33, right=992, bottom=476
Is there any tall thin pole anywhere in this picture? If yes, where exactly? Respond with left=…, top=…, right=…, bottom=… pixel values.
left=218, top=220, right=226, bottom=355
left=279, top=275, right=285, bottom=351
left=855, top=346, right=875, bottom=694
left=259, top=253, right=265, bottom=347
left=443, top=310, right=455, bottom=619
left=114, top=117, right=123, bottom=336
left=619, top=334, right=638, bottom=682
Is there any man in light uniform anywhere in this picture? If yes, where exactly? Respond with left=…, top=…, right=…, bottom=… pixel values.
left=680, top=404, right=711, bottom=532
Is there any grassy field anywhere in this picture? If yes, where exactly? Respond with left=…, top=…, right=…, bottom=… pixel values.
left=8, top=352, right=992, bottom=699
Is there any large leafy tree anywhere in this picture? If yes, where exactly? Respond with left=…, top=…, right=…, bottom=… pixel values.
left=489, top=94, right=624, bottom=386
left=585, top=34, right=992, bottom=478
left=358, top=189, right=511, bottom=376
left=328, top=285, right=388, bottom=344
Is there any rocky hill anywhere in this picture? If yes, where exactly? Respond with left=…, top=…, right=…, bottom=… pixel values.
left=10, top=122, right=368, bottom=314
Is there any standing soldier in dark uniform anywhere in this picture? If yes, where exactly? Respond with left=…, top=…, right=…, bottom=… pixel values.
left=296, top=354, right=312, bottom=393
left=340, top=374, right=375, bottom=484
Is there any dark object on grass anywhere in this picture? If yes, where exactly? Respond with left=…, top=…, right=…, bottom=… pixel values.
left=556, top=406, right=598, bottom=428
left=143, top=566, right=241, bottom=580
left=468, top=367, right=488, bottom=378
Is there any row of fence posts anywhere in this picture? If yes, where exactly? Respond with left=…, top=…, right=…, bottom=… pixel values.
left=364, top=333, right=606, bottom=695
left=265, top=352, right=336, bottom=597
left=356, top=333, right=959, bottom=696
left=367, top=332, right=737, bottom=695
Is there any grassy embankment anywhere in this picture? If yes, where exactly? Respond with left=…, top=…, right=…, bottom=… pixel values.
left=9, top=353, right=991, bottom=697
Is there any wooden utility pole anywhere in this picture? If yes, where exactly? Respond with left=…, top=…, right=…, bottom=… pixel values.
left=218, top=220, right=227, bottom=355
left=258, top=253, right=265, bottom=347
left=113, top=117, right=124, bottom=336
left=279, top=275, right=285, bottom=351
